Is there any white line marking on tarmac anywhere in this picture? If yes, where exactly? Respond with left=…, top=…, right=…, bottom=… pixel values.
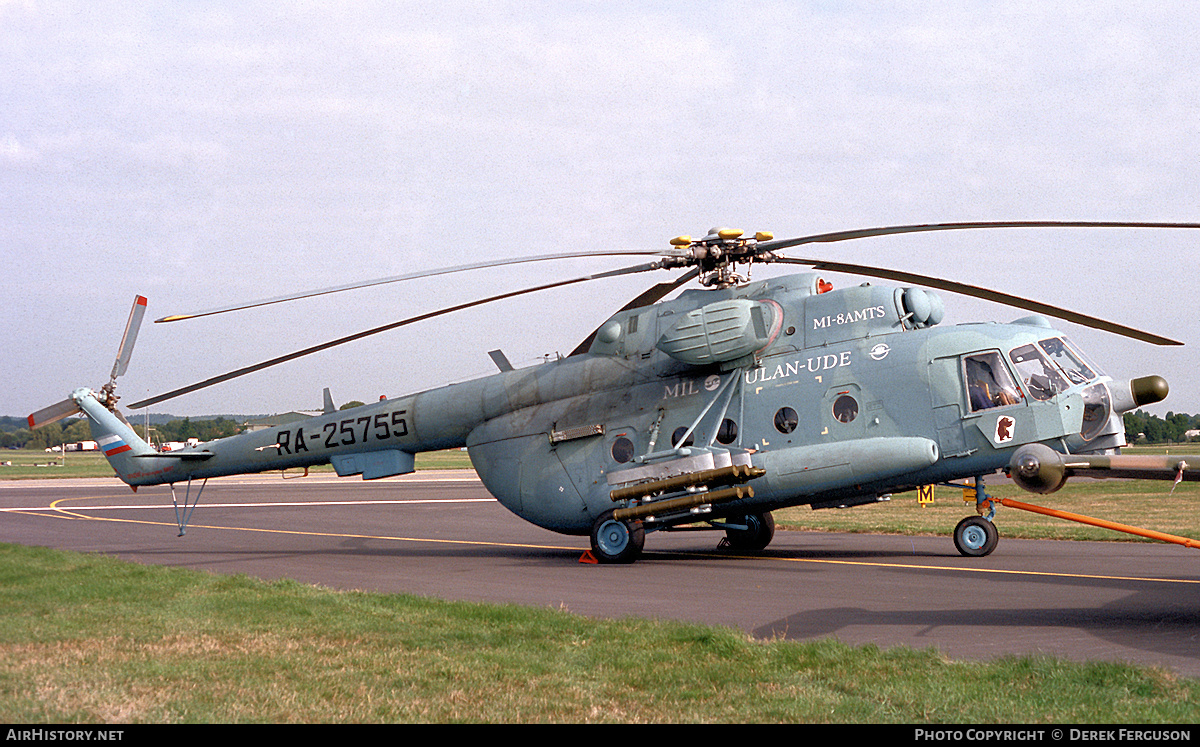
left=2, top=498, right=496, bottom=512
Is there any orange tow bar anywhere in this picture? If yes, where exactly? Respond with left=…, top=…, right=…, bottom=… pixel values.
left=998, top=498, right=1200, bottom=550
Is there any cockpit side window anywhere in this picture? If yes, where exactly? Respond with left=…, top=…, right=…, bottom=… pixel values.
left=1009, top=344, right=1068, bottom=401
left=1038, top=337, right=1096, bottom=385
left=963, top=351, right=1023, bottom=412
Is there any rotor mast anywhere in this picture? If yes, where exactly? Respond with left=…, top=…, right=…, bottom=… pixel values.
left=664, top=228, right=777, bottom=288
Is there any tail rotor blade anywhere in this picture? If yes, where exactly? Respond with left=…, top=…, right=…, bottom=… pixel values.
left=28, top=398, right=82, bottom=429
left=111, top=295, right=148, bottom=380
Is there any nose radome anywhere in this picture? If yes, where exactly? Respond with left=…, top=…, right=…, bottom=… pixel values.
left=1131, top=375, right=1169, bottom=407
left=1110, top=375, right=1169, bottom=414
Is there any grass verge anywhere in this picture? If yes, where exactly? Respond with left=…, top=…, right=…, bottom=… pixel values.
left=1, top=543, right=1198, bottom=723
left=775, top=479, right=1200, bottom=543
left=0, top=448, right=473, bottom=480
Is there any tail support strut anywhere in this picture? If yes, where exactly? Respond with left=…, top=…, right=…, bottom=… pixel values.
left=170, top=478, right=207, bottom=536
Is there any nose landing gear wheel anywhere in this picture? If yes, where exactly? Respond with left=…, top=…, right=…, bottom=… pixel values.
left=954, top=515, right=999, bottom=557
left=590, top=510, right=645, bottom=564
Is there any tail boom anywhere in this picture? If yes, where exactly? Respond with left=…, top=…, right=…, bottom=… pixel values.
left=74, top=388, right=432, bottom=487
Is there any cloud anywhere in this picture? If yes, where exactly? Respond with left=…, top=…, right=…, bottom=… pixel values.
left=2, top=2, right=1198, bottom=415
left=0, top=134, right=38, bottom=162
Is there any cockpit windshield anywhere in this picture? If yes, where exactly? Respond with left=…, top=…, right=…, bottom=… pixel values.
left=1009, top=344, right=1069, bottom=401
left=1037, top=337, right=1098, bottom=385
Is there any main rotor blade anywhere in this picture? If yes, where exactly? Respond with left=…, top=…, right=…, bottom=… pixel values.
left=155, top=250, right=669, bottom=324
left=111, top=295, right=148, bottom=380
left=128, top=262, right=667, bottom=409
left=773, top=257, right=1182, bottom=346
left=759, top=221, right=1200, bottom=252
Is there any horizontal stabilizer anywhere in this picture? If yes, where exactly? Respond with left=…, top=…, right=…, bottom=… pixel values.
left=27, top=398, right=82, bottom=429
left=134, top=451, right=215, bottom=461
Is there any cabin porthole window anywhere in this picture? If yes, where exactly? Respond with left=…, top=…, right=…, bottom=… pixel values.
left=774, top=407, right=799, bottom=434
left=833, top=395, right=859, bottom=424
left=716, top=418, right=738, bottom=445
left=611, top=437, right=635, bottom=464
left=671, top=427, right=695, bottom=448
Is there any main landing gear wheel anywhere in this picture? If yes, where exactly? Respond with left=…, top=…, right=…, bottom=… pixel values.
left=953, top=516, right=999, bottom=557
left=590, top=510, right=645, bottom=564
left=723, top=512, right=776, bottom=552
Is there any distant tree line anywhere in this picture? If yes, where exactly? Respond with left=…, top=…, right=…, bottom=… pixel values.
left=0, top=415, right=243, bottom=450
left=1124, top=410, right=1200, bottom=444
left=3, top=409, right=1197, bottom=449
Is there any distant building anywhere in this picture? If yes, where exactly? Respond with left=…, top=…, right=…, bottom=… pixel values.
left=242, top=413, right=321, bottom=433
left=45, top=441, right=99, bottom=452
left=159, top=438, right=200, bottom=452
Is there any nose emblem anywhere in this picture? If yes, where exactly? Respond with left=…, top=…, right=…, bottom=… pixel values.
left=995, top=416, right=1015, bottom=443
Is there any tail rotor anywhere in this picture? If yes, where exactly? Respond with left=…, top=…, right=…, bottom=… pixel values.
left=100, top=295, right=148, bottom=408
left=27, top=295, right=148, bottom=429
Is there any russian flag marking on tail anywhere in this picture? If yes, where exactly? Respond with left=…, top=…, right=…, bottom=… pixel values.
left=98, top=433, right=132, bottom=456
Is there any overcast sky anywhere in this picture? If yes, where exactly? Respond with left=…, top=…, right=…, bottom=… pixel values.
left=3, top=1, right=1197, bottom=419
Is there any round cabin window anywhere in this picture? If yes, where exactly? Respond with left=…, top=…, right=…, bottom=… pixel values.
left=716, top=418, right=738, bottom=445
left=671, top=427, right=694, bottom=448
left=611, top=436, right=635, bottom=464
left=774, top=407, right=799, bottom=434
left=833, top=395, right=859, bottom=424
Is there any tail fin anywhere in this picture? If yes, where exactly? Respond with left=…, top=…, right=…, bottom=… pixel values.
left=72, top=388, right=158, bottom=484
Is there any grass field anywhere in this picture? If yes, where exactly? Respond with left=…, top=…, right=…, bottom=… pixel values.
left=774, top=479, right=1200, bottom=543
left=2, top=542, right=1197, bottom=723
left=4, top=446, right=1200, bottom=722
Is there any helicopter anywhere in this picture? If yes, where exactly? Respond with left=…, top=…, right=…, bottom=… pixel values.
left=27, top=221, right=1200, bottom=563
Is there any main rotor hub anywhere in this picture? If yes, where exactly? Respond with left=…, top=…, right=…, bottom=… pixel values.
left=664, top=228, right=778, bottom=287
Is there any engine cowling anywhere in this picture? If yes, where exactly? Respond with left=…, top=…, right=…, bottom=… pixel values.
left=656, top=299, right=780, bottom=366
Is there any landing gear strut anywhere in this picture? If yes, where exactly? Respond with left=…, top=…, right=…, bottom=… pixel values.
left=951, top=475, right=1000, bottom=557
left=590, top=510, right=645, bottom=564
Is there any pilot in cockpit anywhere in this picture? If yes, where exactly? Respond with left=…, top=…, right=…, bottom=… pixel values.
left=965, top=354, right=1021, bottom=411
